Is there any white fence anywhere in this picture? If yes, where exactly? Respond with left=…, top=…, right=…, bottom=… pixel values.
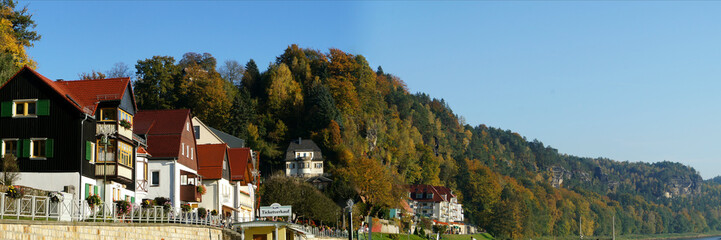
left=0, top=192, right=250, bottom=228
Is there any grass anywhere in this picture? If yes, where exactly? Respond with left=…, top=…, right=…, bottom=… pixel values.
left=442, top=233, right=495, bottom=240
left=526, top=231, right=721, bottom=240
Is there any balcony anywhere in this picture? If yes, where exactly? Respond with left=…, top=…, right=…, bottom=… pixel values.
left=95, top=163, right=133, bottom=185
left=180, top=185, right=202, bottom=202
left=97, top=122, right=133, bottom=141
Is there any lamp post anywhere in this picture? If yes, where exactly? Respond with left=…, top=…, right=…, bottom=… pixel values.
left=101, top=135, right=108, bottom=203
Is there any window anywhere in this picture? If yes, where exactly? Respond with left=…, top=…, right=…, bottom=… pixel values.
left=2, top=139, right=18, bottom=157
left=190, top=148, right=193, bottom=159
left=186, top=122, right=190, bottom=132
left=193, top=126, right=200, bottom=139
left=118, top=141, right=133, bottom=167
left=97, top=139, right=116, bottom=162
left=181, top=142, right=185, bottom=156
left=99, top=108, right=117, bottom=121
left=315, top=163, right=323, bottom=169
left=30, top=138, right=52, bottom=159
left=287, top=163, right=291, bottom=169
left=181, top=175, right=188, bottom=185
left=151, top=171, right=160, bottom=186
left=427, top=193, right=433, bottom=199
left=13, top=99, right=39, bottom=117
left=186, top=145, right=190, bottom=157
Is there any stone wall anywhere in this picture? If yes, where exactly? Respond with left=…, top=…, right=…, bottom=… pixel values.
left=0, top=220, right=241, bottom=240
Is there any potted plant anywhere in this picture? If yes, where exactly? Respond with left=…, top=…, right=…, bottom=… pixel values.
left=5, top=185, right=24, bottom=199
left=181, top=203, right=191, bottom=213
left=198, top=207, right=207, bottom=218
left=210, top=209, right=218, bottom=216
left=115, top=200, right=131, bottom=215
left=119, top=119, right=132, bottom=129
left=141, top=199, right=154, bottom=208
left=86, top=194, right=102, bottom=208
left=48, top=191, right=62, bottom=203
left=197, top=185, right=206, bottom=195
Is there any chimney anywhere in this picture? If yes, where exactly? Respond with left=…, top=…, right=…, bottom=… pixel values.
left=298, top=137, right=302, bottom=144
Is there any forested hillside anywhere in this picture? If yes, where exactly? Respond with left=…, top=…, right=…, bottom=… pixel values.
left=62, top=45, right=721, bottom=239
left=3, top=1, right=719, bottom=237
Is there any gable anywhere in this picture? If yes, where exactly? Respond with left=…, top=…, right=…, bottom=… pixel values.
left=118, top=84, right=136, bottom=115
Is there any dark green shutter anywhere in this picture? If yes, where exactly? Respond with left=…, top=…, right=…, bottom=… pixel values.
left=0, top=101, right=11, bottom=117
left=85, top=141, right=92, bottom=161
left=94, top=185, right=98, bottom=195
left=21, top=139, right=30, bottom=158
left=85, top=184, right=90, bottom=198
left=37, top=99, right=50, bottom=116
left=45, top=139, right=53, bottom=158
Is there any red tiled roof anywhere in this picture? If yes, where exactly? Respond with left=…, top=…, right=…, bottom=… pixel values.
left=197, top=144, right=227, bottom=180
left=228, top=148, right=251, bottom=181
left=145, top=135, right=181, bottom=158
left=54, top=77, right=131, bottom=114
left=400, top=199, right=413, bottom=213
left=134, top=109, right=191, bottom=135
left=137, top=146, right=150, bottom=155
left=408, top=184, right=456, bottom=203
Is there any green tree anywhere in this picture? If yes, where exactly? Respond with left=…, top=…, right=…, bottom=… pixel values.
left=78, top=70, right=106, bottom=80
left=134, top=56, right=180, bottom=110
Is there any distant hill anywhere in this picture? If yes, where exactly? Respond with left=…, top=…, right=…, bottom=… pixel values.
left=131, top=45, right=721, bottom=239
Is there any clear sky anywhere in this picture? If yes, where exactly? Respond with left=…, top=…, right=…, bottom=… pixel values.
left=21, top=1, right=721, bottom=179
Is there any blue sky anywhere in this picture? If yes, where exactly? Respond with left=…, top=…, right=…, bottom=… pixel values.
left=22, top=1, right=721, bottom=179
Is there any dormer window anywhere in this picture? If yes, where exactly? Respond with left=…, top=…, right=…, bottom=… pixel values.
left=100, top=108, right=117, bottom=121
left=427, top=193, right=433, bottom=199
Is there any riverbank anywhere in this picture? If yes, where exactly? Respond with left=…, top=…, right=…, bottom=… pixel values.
left=529, top=231, right=721, bottom=240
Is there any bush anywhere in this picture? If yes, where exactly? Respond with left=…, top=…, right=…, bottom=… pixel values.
left=141, top=199, right=154, bottom=208
left=211, top=209, right=218, bottom=216
left=198, top=207, right=207, bottom=218
left=181, top=204, right=191, bottom=212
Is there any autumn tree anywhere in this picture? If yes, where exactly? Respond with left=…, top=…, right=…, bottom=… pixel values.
left=105, top=62, right=132, bottom=78
left=0, top=0, right=39, bottom=83
left=78, top=70, right=106, bottom=80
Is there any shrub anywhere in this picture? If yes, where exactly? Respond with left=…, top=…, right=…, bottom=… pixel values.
left=141, top=199, right=154, bottom=208
left=211, top=209, right=218, bottom=216
left=198, top=207, right=207, bottom=218
left=181, top=204, right=191, bottom=212
left=197, top=185, right=206, bottom=195
left=119, top=119, right=132, bottom=129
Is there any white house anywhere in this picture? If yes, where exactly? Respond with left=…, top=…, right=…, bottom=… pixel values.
left=285, top=138, right=324, bottom=178
left=197, top=143, right=235, bottom=218
left=408, top=184, right=464, bottom=223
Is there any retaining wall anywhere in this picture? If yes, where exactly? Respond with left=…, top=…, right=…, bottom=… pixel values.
left=0, top=220, right=242, bottom=240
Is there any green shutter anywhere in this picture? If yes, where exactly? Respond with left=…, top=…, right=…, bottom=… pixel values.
left=94, top=185, right=98, bottom=195
left=21, top=139, right=30, bottom=158
left=45, top=139, right=53, bottom=158
left=85, top=184, right=90, bottom=198
left=85, top=141, right=92, bottom=161
left=131, top=197, right=135, bottom=203
left=0, top=101, right=11, bottom=117
left=37, top=99, right=49, bottom=116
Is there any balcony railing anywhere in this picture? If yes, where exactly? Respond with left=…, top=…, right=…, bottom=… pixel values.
left=95, top=163, right=133, bottom=184
left=97, top=122, right=132, bottom=140
left=179, top=185, right=201, bottom=202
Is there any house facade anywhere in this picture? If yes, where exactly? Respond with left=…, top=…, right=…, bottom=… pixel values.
left=134, top=109, right=201, bottom=209
left=284, top=138, right=324, bottom=178
left=408, top=184, right=464, bottom=224
left=0, top=67, right=137, bottom=202
left=197, top=143, right=234, bottom=218
left=193, top=116, right=256, bottom=222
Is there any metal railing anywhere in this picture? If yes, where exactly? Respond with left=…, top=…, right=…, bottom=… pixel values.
left=297, top=225, right=350, bottom=238
left=0, top=192, right=247, bottom=228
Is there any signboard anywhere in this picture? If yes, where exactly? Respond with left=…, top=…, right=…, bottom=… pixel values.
left=259, top=203, right=292, bottom=217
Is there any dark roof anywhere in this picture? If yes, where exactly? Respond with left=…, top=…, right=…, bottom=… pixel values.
left=197, top=144, right=227, bottom=180
left=228, top=148, right=251, bottom=182
left=285, top=138, right=323, bottom=161
left=408, top=184, right=456, bottom=203
left=1, top=67, right=134, bottom=115
left=306, top=175, right=332, bottom=183
left=208, top=126, right=245, bottom=148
